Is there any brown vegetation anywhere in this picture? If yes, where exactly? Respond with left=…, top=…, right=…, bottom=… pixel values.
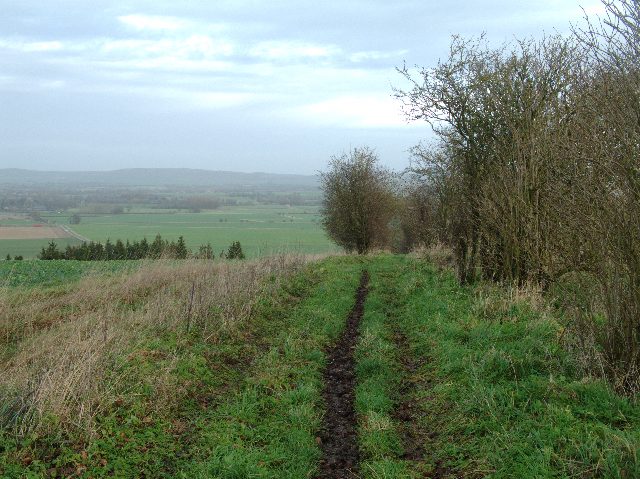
left=0, top=254, right=313, bottom=437
left=395, top=0, right=640, bottom=395
left=0, top=226, right=71, bottom=240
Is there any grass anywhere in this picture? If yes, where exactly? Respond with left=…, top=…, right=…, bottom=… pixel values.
left=52, top=205, right=337, bottom=258
left=178, top=256, right=364, bottom=478
left=0, top=238, right=82, bottom=260
left=0, top=254, right=317, bottom=477
left=0, top=260, right=138, bottom=288
left=355, top=261, right=409, bottom=478
left=0, top=205, right=338, bottom=259
left=384, top=255, right=640, bottom=477
left=1, top=254, right=639, bottom=477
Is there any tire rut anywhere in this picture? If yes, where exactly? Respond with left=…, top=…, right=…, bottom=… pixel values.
left=316, top=270, right=369, bottom=479
left=393, top=325, right=453, bottom=478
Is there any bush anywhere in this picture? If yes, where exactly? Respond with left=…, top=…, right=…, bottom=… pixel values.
left=320, top=147, right=396, bottom=254
left=226, top=241, right=245, bottom=260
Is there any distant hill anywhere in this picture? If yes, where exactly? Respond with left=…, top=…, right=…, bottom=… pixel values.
left=0, top=168, right=319, bottom=188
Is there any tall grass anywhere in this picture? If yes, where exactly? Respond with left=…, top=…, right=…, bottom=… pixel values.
left=0, top=254, right=314, bottom=438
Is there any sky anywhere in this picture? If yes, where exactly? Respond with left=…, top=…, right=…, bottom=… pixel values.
left=0, top=0, right=605, bottom=174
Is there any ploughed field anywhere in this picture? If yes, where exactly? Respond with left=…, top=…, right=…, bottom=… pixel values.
left=0, top=205, right=338, bottom=259
left=0, top=226, right=70, bottom=240
left=1, top=255, right=639, bottom=478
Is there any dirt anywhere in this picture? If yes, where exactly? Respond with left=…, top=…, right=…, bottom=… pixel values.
left=392, top=331, right=455, bottom=478
left=392, top=331, right=429, bottom=462
left=0, top=225, right=71, bottom=240
left=316, top=270, right=369, bottom=479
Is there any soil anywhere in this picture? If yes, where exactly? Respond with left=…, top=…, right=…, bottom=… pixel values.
left=0, top=226, right=71, bottom=240
left=392, top=331, right=454, bottom=478
left=392, top=331, right=429, bottom=463
left=316, top=270, right=370, bottom=479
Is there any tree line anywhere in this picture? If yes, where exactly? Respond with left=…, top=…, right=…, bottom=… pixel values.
left=321, top=0, right=640, bottom=395
left=37, top=235, right=245, bottom=261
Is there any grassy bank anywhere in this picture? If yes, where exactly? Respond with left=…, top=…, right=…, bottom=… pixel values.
left=1, top=254, right=638, bottom=477
left=359, top=255, right=640, bottom=477
left=0, top=260, right=139, bottom=288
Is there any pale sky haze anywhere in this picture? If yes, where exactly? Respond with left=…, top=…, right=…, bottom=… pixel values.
left=0, top=1, right=604, bottom=174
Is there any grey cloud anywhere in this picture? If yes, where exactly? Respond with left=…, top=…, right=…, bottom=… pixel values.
left=0, top=0, right=598, bottom=173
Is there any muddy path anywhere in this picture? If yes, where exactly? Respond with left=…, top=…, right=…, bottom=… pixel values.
left=392, top=330, right=429, bottom=463
left=392, top=319, right=452, bottom=477
left=316, top=270, right=370, bottom=478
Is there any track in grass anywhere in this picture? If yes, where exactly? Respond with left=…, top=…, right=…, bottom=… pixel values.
left=317, top=270, right=369, bottom=478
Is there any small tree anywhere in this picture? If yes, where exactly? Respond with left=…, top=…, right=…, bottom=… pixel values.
left=175, top=236, right=189, bottom=259
left=39, top=241, right=63, bottom=260
left=69, top=213, right=81, bottom=225
left=197, top=243, right=214, bottom=260
left=320, top=147, right=396, bottom=254
left=226, top=241, right=245, bottom=259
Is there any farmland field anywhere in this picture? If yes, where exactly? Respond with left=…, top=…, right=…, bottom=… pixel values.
left=0, top=226, right=71, bottom=240
left=0, top=238, right=82, bottom=260
left=0, top=259, right=138, bottom=288
left=0, top=205, right=338, bottom=259
left=49, top=205, right=338, bottom=257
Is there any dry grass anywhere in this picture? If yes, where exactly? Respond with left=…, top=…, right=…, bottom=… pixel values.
left=0, top=253, right=316, bottom=437
left=471, top=279, right=549, bottom=324
left=411, top=243, right=455, bottom=271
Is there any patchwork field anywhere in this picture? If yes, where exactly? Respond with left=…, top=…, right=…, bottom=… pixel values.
left=0, top=226, right=71, bottom=240
left=0, top=205, right=338, bottom=259
left=54, top=205, right=337, bottom=258
left=0, top=224, right=81, bottom=259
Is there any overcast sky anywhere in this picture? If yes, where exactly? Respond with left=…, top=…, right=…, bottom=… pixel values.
left=0, top=0, right=604, bottom=174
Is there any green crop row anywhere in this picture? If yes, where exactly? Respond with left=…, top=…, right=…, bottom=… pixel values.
left=0, top=260, right=139, bottom=288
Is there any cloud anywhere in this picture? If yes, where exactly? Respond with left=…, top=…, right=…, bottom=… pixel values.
left=349, top=49, right=408, bottom=63
left=118, top=14, right=190, bottom=32
left=0, top=39, right=64, bottom=52
left=295, top=94, right=418, bottom=129
left=124, top=86, right=259, bottom=109
left=100, top=35, right=235, bottom=60
left=249, top=41, right=341, bottom=61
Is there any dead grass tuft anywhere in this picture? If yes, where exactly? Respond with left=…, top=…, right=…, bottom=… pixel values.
left=473, top=280, right=548, bottom=323
left=411, top=243, right=455, bottom=271
left=0, top=253, right=315, bottom=437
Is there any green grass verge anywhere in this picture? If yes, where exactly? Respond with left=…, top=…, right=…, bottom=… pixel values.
left=355, top=260, right=411, bottom=478
left=177, top=257, right=364, bottom=478
left=0, top=260, right=139, bottom=288
left=388, top=255, right=640, bottom=477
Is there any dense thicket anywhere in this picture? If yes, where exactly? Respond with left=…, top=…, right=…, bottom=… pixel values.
left=38, top=235, right=218, bottom=260
left=396, top=0, right=640, bottom=394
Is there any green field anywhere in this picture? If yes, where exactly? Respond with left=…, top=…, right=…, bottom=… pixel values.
left=0, top=259, right=139, bottom=288
left=2, top=255, right=639, bottom=478
left=0, top=218, right=36, bottom=226
left=0, top=205, right=339, bottom=259
left=0, top=238, right=82, bottom=260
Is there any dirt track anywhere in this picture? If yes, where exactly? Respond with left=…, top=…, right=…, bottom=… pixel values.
left=316, top=270, right=369, bottom=478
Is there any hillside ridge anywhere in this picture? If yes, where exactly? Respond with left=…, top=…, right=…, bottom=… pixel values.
left=0, top=168, right=319, bottom=188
